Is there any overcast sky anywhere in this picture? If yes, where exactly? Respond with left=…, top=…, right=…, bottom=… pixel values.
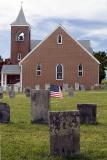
left=0, top=0, right=107, bottom=59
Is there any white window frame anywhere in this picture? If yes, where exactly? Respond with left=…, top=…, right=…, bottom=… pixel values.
left=16, top=32, right=24, bottom=42
left=36, top=64, right=42, bottom=76
left=17, top=53, right=22, bottom=61
left=57, top=34, right=62, bottom=44
left=78, top=64, right=83, bottom=77
left=56, top=64, right=64, bottom=80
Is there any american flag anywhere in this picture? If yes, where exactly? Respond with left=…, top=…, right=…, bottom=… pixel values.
left=50, top=85, right=63, bottom=98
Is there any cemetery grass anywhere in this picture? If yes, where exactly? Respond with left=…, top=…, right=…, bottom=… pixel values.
left=0, top=91, right=107, bottom=160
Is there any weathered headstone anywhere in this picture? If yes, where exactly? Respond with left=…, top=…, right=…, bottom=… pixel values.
left=49, top=111, right=80, bottom=156
left=75, top=82, right=79, bottom=91
left=45, top=84, right=50, bottom=90
left=63, top=83, right=68, bottom=91
left=25, top=87, right=31, bottom=97
left=0, top=102, right=10, bottom=123
left=68, top=87, right=74, bottom=97
left=77, top=104, right=97, bottom=124
left=8, top=89, right=15, bottom=98
left=31, top=89, right=50, bottom=123
left=79, top=85, right=85, bottom=91
left=35, top=85, right=40, bottom=90
left=0, top=87, right=3, bottom=99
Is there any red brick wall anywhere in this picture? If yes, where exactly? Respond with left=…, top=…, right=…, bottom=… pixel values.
left=21, top=27, right=99, bottom=90
left=11, top=26, right=30, bottom=64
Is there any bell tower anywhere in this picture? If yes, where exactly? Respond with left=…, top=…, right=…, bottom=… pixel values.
left=10, top=6, right=30, bottom=64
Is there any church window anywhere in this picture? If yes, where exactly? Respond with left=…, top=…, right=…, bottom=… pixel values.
left=56, top=64, right=63, bottom=80
left=16, top=32, right=24, bottom=41
left=78, top=64, right=83, bottom=77
left=57, top=34, right=62, bottom=44
left=17, top=53, right=22, bottom=61
left=36, top=64, right=42, bottom=76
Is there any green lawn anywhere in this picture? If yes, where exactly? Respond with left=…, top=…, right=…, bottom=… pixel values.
left=0, top=90, right=107, bottom=160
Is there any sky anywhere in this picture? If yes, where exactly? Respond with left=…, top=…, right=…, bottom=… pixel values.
left=0, top=0, right=107, bottom=59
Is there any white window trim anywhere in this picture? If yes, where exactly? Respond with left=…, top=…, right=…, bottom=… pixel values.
left=16, top=32, right=24, bottom=42
left=78, top=64, right=83, bottom=77
left=56, top=64, right=64, bottom=80
left=57, top=34, right=62, bottom=44
left=17, top=53, right=22, bottom=61
left=36, top=64, right=42, bottom=76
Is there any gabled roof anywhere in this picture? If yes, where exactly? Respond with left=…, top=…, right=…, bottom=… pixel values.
left=30, top=39, right=93, bottom=53
left=78, top=40, right=93, bottom=54
left=30, top=40, right=41, bottom=50
left=19, top=25, right=100, bottom=65
left=11, top=6, right=29, bottom=26
left=1, top=65, right=20, bottom=75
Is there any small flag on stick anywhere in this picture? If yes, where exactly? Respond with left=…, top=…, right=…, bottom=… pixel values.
left=50, top=85, right=63, bottom=98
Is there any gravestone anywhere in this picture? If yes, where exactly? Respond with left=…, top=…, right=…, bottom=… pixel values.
left=68, top=87, right=74, bottom=97
left=77, top=104, right=97, bottom=124
left=0, top=102, right=10, bottom=123
left=63, top=83, right=68, bottom=91
left=25, top=87, right=31, bottom=97
left=35, top=85, right=40, bottom=90
left=49, top=111, right=80, bottom=156
left=8, top=89, right=15, bottom=98
left=75, top=82, right=79, bottom=91
left=0, top=87, right=3, bottom=99
left=79, top=85, right=85, bottom=91
left=45, top=84, right=50, bottom=90
left=31, top=89, right=50, bottom=123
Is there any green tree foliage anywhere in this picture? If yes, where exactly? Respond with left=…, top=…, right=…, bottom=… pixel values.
left=94, top=51, right=107, bottom=83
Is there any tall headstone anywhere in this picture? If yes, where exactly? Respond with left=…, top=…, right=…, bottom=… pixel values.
left=63, top=83, right=68, bottom=91
left=49, top=111, right=80, bottom=156
left=0, top=102, right=10, bottom=123
left=75, top=82, right=79, bottom=91
left=31, top=90, right=50, bottom=123
left=68, top=87, right=74, bottom=97
left=0, top=87, right=3, bottom=99
left=25, top=87, right=31, bottom=97
left=8, top=88, right=15, bottom=98
left=77, top=104, right=97, bottom=124
left=79, top=85, right=85, bottom=91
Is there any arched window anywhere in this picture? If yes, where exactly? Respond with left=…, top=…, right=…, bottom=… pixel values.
left=56, top=64, right=63, bottom=80
left=16, top=32, right=24, bottom=41
left=17, top=53, right=22, bottom=61
left=78, top=64, right=83, bottom=77
left=36, top=64, right=42, bottom=76
left=57, top=34, right=62, bottom=44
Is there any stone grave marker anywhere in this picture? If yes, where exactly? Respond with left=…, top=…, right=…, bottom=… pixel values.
left=0, top=102, right=10, bottom=123
left=77, top=103, right=97, bottom=124
left=68, top=87, right=74, bottom=97
left=63, top=83, right=68, bottom=91
left=25, top=87, right=31, bottom=97
left=79, top=84, right=85, bottom=91
left=49, top=111, right=80, bottom=156
left=0, top=86, right=3, bottom=99
left=31, top=89, right=50, bottom=123
left=75, top=82, right=79, bottom=91
left=8, top=87, right=15, bottom=98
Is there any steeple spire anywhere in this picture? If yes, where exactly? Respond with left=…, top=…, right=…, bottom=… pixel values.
left=11, top=5, right=29, bottom=26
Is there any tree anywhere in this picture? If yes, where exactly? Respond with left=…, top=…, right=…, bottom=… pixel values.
left=93, top=51, right=107, bottom=83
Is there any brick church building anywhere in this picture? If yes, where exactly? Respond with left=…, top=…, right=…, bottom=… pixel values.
left=1, top=6, right=100, bottom=91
